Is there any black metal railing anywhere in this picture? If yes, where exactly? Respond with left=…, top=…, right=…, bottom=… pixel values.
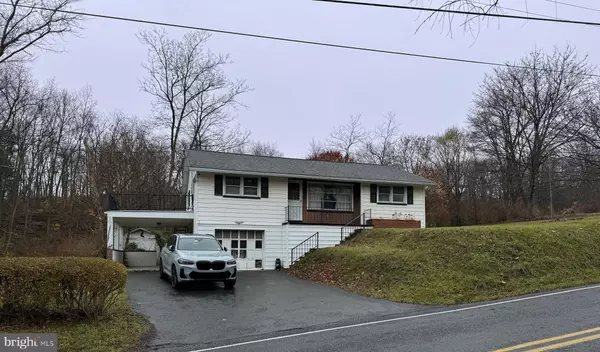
left=291, top=231, right=319, bottom=265
left=285, top=205, right=303, bottom=222
left=340, top=209, right=372, bottom=242
left=107, top=191, right=194, bottom=211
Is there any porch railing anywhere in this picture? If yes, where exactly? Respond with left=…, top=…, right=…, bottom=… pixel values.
left=340, top=209, right=372, bottom=242
left=285, top=205, right=357, bottom=225
left=107, top=192, right=194, bottom=211
left=285, top=205, right=303, bottom=222
left=291, top=231, right=319, bottom=265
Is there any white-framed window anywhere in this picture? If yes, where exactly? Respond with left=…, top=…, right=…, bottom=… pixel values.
left=378, top=185, right=406, bottom=204
left=307, top=182, right=353, bottom=211
left=224, top=176, right=260, bottom=197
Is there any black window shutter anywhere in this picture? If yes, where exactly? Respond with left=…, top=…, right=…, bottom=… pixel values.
left=370, top=184, right=377, bottom=203
left=261, top=178, right=269, bottom=198
left=407, top=186, right=414, bottom=204
left=214, top=175, right=223, bottom=196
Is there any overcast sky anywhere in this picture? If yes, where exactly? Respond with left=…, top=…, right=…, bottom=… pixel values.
left=30, top=0, right=600, bottom=158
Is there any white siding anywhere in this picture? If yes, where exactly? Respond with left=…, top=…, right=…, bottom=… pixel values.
left=194, top=223, right=355, bottom=270
left=194, top=172, right=289, bottom=270
left=195, top=172, right=287, bottom=227
left=360, top=184, right=427, bottom=228
left=284, top=224, right=359, bottom=268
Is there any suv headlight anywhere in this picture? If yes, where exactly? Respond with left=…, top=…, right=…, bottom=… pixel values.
left=227, top=259, right=236, bottom=265
left=177, top=259, right=195, bottom=265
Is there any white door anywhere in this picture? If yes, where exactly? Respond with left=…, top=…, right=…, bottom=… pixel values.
left=288, top=181, right=302, bottom=221
left=215, top=230, right=264, bottom=270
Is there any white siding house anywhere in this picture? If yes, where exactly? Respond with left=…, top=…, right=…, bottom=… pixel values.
left=360, top=184, right=427, bottom=228
left=105, top=150, right=433, bottom=270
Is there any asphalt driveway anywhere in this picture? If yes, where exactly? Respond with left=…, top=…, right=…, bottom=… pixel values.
left=127, top=271, right=424, bottom=352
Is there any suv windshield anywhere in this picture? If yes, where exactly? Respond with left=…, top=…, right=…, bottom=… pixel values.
left=177, top=237, right=222, bottom=251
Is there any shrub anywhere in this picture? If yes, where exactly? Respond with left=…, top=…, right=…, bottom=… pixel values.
left=154, top=230, right=171, bottom=250
left=124, top=242, right=140, bottom=252
left=0, top=257, right=127, bottom=322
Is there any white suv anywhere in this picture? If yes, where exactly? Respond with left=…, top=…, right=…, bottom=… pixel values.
left=159, top=234, right=237, bottom=289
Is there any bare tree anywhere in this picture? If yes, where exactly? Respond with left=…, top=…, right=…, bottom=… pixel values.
left=573, top=82, right=600, bottom=165
left=430, top=128, right=472, bottom=225
left=469, top=46, right=595, bottom=212
left=411, top=0, right=505, bottom=35
left=245, top=141, right=283, bottom=157
left=359, top=112, right=401, bottom=165
left=138, top=28, right=250, bottom=188
left=327, top=114, right=365, bottom=162
left=307, top=138, right=326, bottom=158
left=0, top=0, right=81, bottom=64
left=86, top=113, right=172, bottom=196
left=396, top=134, right=432, bottom=173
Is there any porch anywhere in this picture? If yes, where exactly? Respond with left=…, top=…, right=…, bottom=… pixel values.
left=284, top=180, right=362, bottom=225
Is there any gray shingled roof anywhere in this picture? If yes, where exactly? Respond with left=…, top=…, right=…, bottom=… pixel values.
left=184, top=150, right=434, bottom=185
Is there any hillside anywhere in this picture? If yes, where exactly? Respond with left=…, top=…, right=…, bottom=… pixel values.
left=288, top=217, right=600, bottom=305
left=0, top=198, right=105, bottom=257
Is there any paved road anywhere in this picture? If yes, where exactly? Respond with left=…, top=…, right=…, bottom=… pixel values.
left=128, top=271, right=600, bottom=352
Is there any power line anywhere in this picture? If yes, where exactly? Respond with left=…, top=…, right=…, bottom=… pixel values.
left=0, top=2, right=598, bottom=77
left=314, top=0, right=600, bottom=27
left=545, top=0, right=600, bottom=13
left=473, top=1, right=556, bottom=19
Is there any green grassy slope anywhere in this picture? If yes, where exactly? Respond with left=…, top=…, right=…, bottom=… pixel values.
left=288, top=217, right=600, bottom=305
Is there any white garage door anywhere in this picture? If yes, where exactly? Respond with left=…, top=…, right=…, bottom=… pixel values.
left=215, top=229, right=264, bottom=270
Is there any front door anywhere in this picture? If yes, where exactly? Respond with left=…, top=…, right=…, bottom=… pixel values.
left=288, top=181, right=302, bottom=221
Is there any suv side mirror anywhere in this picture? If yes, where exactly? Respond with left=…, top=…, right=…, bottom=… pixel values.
left=168, top=245, right=175, bottom=252
left=223, top=247, right=228, bottom=252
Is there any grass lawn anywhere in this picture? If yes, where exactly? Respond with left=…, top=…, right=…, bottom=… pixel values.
left=288, top=216, right=600, bottom=305
left=1, top=294, right=151, bottom=352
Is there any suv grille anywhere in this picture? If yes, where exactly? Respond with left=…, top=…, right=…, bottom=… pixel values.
left=211, top=260, right=225, bottom=270
left=195, top=260, right=226, bottom=270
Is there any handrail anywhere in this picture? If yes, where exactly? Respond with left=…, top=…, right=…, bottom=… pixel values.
left=342, top=209, right=367, bottom=228
left=290, top=231, right=319, bottom=265
left=340, top=209, right=372, bottom=242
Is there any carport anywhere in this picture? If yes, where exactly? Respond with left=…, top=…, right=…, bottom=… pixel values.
left=106, top=210, right=194, bottom=264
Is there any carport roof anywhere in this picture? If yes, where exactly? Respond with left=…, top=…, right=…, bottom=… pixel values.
left=183, top=150, right=434, bottom=185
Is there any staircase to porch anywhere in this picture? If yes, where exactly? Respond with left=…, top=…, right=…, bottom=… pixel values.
left=289, top=209, right=372, bottom=266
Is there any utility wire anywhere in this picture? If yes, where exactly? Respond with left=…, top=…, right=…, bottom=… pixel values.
left=314, top=0, right=600, bottom=27
left=545, top=0, right=600, bottom=13
left=472, top=0, right=556, bottom=19
left=0, top=2, right=598, bottom=77
left=474, top=1, right=556, bottom=19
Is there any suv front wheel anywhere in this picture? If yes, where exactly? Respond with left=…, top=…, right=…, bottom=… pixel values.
left=224, top=279, right=236, bottom=289
left=171, top=265, right=181, bottom=290
left=159, top=259, right=167, bottom=280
